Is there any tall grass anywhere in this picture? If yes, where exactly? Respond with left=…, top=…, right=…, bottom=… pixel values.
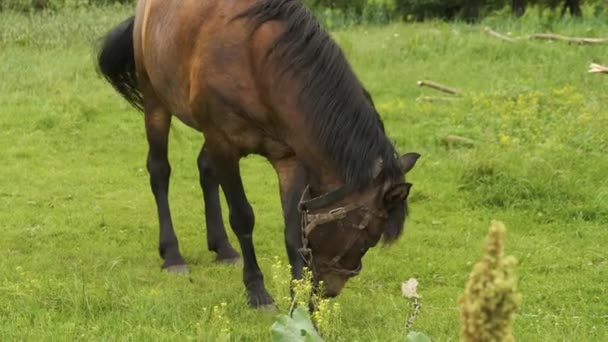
left=0, top=4, right=132, bottom=48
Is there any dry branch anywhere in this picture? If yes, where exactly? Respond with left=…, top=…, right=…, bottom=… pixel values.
left=416, top=96, right=457, bottom=103
left=417, top=80, right=461, bottom=96
left=441, top=135, right=476, bottom=148
left=484, top=27, right=516, bottom=43
left=589, top=63, right=608, bottom=74
left=529, top=33, right=608, bottom=45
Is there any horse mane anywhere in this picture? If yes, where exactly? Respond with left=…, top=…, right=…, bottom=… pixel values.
left=235, top=0, right=401, bottom=189
left=235, top=0, right=407, bottom=242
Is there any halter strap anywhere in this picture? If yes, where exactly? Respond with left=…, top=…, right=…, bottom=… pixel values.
left=298, top=185, right=350, bottom=212
left=297, top=181, right=388, bottom=277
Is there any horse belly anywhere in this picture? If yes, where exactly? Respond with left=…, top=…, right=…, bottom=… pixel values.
left=206, top=111, right=286, bottom=158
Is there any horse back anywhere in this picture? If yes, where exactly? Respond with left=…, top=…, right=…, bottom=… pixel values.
left=133, top=0, right=293, bottom=154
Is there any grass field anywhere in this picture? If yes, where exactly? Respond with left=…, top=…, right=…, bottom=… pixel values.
left=1, top=5, right=607, bottom=341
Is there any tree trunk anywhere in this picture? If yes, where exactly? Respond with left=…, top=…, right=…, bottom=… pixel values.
left=461, top=0, right=480, bottom=22
left=32, top=0, right=50, bottom=10
left=512, top=0, right=527, bottom=17
left=562, top=0, right=582, bottom=17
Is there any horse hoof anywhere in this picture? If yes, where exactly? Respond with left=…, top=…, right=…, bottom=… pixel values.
left=248, top=290, right=275, bottom=309
left=216, top=255, right=241, bottom=265
left=214, top=246, right=241, bottom=264
left=164, top=264, right=190, bottom=274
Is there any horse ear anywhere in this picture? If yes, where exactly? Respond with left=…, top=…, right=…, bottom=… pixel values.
left=399, top=153, right=421, bottom=173
left=384, top=182, right=412, bottom=205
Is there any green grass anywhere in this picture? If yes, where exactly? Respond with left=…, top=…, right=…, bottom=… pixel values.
left=1, top=5, right=607, bottom=341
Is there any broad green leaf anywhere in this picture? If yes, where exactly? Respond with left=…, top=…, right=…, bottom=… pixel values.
left=405, top=331, right=431, bottom=342
left=271, top=306, right=324, bottom=342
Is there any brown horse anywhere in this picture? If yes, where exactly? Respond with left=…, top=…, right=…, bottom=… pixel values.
left=97, top=0, right=420, bottom=308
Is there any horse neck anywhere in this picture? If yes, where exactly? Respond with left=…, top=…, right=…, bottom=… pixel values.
left=263, top=70, right=385, bottom=195
left=293, top=147, right=346, bottom=195
left=287, top=127, right=382, bottom=196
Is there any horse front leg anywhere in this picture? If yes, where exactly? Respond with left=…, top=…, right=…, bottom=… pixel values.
left=272, top=159, right=307, bottom=291
left=143, top=92, right=187, bottom=273
left=206, top=144, right=274, bottom=308
left=197, top=143, right=240, bottom=263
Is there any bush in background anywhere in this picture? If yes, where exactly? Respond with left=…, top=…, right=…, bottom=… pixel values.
left=1, top=0, right=606, bottom=24
left=0, top=0, right=130, bottom=12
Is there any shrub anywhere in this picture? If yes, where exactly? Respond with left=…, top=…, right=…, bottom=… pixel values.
left=394, top=0, right=508, bottom=21
left=0, top=0, right=132, bottom=12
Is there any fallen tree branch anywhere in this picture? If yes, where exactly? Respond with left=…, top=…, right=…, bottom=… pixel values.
left=416, top=96, right=457, bottom=103
left=441, top=135, right=476, bottom=148
left=529, top=33, right=608, bottom=45
left=417, top=80, right=461, bottom=96
left=484, top=27, right=516, bottom=43
left=589, top=63, right=608, bottom=74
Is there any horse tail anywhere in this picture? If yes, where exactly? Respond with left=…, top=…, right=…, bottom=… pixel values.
left=97, top=16, right=143, bottom=111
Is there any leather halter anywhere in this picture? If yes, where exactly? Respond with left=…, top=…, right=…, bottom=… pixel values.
left=297, top=184, right=387, bottom=276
